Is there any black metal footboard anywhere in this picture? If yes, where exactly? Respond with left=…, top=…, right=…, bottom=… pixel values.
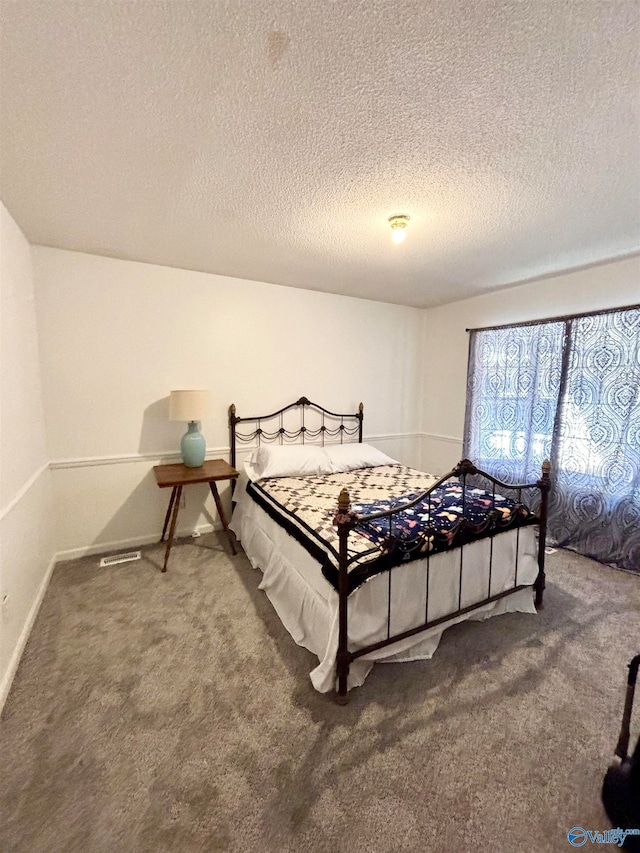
left=332, top=458, right=551, bottom=704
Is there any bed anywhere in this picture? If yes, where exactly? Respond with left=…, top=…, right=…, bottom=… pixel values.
left=228, top=397, right=551, bottom=704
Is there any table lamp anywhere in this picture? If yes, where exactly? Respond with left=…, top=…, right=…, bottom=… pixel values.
left=169, top=390, right=214, bottom=467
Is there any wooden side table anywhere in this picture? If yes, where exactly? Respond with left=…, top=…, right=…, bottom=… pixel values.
left=153, top=459, right=239, bottom=572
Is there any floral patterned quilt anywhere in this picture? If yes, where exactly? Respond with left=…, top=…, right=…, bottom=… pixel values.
left=246, top=464, right=537, bottom=594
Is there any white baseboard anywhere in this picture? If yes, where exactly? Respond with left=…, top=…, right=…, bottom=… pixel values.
left=54, top=521, right=218, bottom=562
left=0, top=552, right=57, bottom=718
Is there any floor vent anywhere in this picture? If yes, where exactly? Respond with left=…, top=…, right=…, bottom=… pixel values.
left=99, top=551, right=141, bottom=567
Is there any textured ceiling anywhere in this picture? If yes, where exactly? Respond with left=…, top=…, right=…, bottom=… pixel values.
left=1, top=1, right=639, bottom=308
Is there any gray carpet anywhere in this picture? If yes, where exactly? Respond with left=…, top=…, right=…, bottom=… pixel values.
left=1, top=536, right=639, bottom=853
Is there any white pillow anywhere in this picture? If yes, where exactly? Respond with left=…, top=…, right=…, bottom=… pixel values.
left=248, top=444, right=333, bottom=479
left=325, top=442, right=398, bottom=473
left=242, top=459, right=262, bottom=482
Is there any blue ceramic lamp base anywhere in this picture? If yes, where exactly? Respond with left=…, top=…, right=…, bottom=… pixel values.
left=181, top=421, right=206, bottom=467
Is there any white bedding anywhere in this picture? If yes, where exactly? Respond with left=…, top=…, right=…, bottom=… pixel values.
left=230, top=467, right=538, bottom=693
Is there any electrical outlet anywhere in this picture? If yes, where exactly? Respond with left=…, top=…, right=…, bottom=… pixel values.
left=180, top=493, right=186, bottom=509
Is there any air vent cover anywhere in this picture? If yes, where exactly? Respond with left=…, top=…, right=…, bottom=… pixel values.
left=99, top=551, right=141, bottom=567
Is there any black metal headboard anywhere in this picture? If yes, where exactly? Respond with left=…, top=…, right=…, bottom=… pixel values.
left=228, top=396, right=363, bottom=471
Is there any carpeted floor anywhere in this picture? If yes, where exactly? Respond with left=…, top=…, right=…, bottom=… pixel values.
left=0, top=535, right=638, bottom=853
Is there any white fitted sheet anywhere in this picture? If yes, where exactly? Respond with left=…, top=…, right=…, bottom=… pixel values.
left=230, top=468, right=538, bottom=693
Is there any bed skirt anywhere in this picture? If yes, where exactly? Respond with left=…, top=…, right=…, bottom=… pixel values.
left=230, top=483, right=538, bottom=693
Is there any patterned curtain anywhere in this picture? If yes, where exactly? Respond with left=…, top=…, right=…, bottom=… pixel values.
left=463, top=322, right=565, bottom=484
left=551, top=308, right=640, bottom=570
left=463, top=306, right=640, bottom=572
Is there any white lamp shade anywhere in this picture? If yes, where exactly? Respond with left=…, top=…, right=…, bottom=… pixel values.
left=169, top=390, right=214, bottom=422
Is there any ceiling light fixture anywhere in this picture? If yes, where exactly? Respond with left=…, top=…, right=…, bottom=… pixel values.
left=389, top=214, right=410, bottom=244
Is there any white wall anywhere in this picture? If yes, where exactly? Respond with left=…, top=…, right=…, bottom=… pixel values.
left=0, top=203, right=56, bottom=712
left=421, top=255, right=640, bottom=474
left=32, top=247, right=426, bottom=558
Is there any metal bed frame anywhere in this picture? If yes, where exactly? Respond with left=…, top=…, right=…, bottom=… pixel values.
left=229, top=397, right=550, bottom=704
left=229, top=395, right=363, bottom=464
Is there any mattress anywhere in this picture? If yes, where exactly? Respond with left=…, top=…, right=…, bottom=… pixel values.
left=230, top=466, right=538, bottom=693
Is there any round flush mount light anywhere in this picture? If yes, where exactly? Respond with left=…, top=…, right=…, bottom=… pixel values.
left=389, top=214, right=410, bottom=244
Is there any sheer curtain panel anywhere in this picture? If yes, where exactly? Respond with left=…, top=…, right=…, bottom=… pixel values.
left=551, top=308, right=640, bottom=570
left=464, top=305, right=640, bottom=572
left=463, top=322, right=565, bottom=484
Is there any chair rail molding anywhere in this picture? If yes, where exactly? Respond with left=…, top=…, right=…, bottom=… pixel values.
left=48, top=432, right=423, bottom=470
left=422, top=432, right=464, bottom=445
left=0, top=461, right=50, bottom=522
